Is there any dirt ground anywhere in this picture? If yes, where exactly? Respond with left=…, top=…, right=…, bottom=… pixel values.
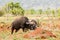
left=0, top=18, right=60, bottom=40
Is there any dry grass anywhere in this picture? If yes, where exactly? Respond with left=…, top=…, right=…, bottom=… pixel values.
left=0, top=16, right=60, bottom=40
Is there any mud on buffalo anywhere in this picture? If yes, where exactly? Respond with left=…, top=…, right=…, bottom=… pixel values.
left=11, top=16, right=37, bottom=34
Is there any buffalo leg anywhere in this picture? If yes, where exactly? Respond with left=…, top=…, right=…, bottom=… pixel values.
left=15, top=28, right=20, bottom=33
left=22, top=27, right=25, bottom=32
left=11, top=27, right=14, bottom=34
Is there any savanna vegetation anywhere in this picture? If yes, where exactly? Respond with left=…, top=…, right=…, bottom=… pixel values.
left=0, top=2, right=60, bottom=40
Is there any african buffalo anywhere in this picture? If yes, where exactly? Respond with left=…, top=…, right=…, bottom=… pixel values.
left=11, top=16, right=29, bottom=34
left=11, top=16, right=37, bottom=34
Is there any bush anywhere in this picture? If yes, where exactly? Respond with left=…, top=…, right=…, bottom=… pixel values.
left=0, top=10, right=4, bottom=16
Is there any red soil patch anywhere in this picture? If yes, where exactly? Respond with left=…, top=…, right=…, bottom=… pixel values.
left=23, top=27, right=56, bottom=39
left=0, top=23, right=11, bottom=32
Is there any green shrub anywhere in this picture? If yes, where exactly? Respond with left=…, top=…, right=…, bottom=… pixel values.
left=0, top=10, right=4, bottom=16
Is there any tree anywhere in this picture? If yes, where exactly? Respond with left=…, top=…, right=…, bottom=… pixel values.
left=57, top=8, right=60, bottom=17
left=30, top=9, right=35, bottom=15
left=38, top=9, right=42, bottom=15
left=0, top=9, right=5, bottom=16
left=5, top=2, right=24, bottom=16
left=51, top=9, right=55, bottom=17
